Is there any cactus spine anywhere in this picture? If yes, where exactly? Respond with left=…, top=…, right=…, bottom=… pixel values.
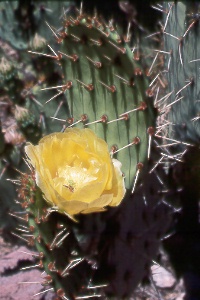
left=0, top=2, right=176, bottom=299
left=152, top=2, right=200, bottom=298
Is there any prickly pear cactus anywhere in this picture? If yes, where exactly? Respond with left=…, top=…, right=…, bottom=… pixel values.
left=157, top=2, right=200, bottom=203
left=13, top=7, right=174, bottom=299
left=0, top=1, right=75, bottom=232
left=1, top=3, right=175, bottom=300
left=0, top=1, right=75, bottom=50
left=153, top=2, right=200, bottom=298
left=157, top=2, right=200, bottom=146
left=34, top=12, right=156, bottom=190
left=17, top=159, right=171, bottom=299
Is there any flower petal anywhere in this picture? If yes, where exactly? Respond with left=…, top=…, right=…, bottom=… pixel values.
left=107, top=159, right=126, bottom=206
left=25, top=128, right=126, bottom=218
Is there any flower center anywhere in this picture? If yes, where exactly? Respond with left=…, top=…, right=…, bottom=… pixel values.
left=58, top=165, right=97, bottom=192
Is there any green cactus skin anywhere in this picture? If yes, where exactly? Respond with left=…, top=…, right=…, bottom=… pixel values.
left=0, top=145, right=25, bottom=231
left=38, top=12, right=156, bottom=191
left=0, top=0, right=77, bottom=140
left=0, top=1, right=75, bottom=234
left=12, top=8, right=174, bottom=300
left=0, top=2, right=173, bottom=299
left=0, top=1, right=75, bottom=50
left=158, top=2, right=200, bottom=207
left=17, top=155, right=171, bottom=299
left=157, top=2, right=200, bottom=146
left=0, top=97, right=26, bottom=231
left=151, top=2, right=200, bottom=298
left=18, top=173, right=99, bottom=299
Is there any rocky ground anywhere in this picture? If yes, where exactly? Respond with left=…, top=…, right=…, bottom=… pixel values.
left=0, top=236, right=185, bottom=300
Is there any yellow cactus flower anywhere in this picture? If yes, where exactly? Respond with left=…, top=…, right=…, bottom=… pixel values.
left=25, top=128, right=126, bottom=218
